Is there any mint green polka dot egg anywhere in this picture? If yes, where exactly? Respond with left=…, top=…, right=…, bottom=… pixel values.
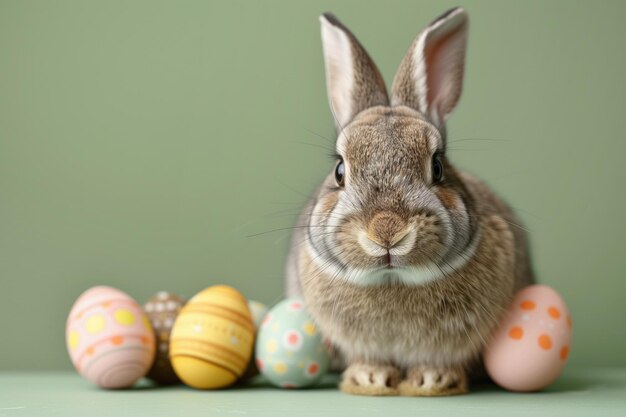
left=255, top=297, right=330, bottom=388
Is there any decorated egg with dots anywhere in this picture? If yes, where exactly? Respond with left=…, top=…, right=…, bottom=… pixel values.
left=66, top=286, right=156, bottom=389
left=484, top=284, right=572, bottom=392
left=143, top=292, right=185, bottom=384
left=255, top=297, right=330, bottom=388
left=169, top=285, right=254, bottom=389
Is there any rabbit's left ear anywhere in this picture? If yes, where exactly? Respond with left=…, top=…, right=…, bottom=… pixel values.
left=391, top=7, right=468, bottom=130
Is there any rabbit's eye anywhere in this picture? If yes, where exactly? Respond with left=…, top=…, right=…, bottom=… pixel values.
left=432, top=154, right=444, bottom=183
left=335, top=159, right=345, bottom=187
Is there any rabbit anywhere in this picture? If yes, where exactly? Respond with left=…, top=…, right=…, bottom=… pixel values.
left=284, top=7, right=534, bottom=396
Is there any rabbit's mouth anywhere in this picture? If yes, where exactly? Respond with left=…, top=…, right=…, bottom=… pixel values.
left=373, top=253, right=416, bottom=271
left=385, top=252, right=393, bottom=269
left=354, top=264, right=443, bottom=287
left=377, top=252, right=401, bottom=270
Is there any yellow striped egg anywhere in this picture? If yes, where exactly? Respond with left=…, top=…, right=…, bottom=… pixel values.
left=169, top=285, right=254, bottom=389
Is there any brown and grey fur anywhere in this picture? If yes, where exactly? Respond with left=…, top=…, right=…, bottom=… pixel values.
left=285, top=8, right=534, bottom=396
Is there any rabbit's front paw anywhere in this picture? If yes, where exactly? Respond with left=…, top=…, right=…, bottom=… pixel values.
left=340, top=363, right=402, bottom=396
left=398, top=366, right=468, bottom=396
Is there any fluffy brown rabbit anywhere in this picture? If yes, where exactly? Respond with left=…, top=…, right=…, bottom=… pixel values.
left=284, top=7, right=534, bottom=396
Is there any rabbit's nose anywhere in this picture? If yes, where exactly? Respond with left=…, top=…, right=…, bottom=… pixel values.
left=358, top=211, right=414, bottom=257
left=367, top=211, right=407, bottom=247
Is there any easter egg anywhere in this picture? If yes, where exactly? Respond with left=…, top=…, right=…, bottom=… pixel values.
left=169, top=285, right=254, bottom=389
left=143, top=292, right=185, bottom=384
left=484, top=284, right=572, bottom=392
left=256, top=297, right=330, bottom=388
left=66, top=286, right=155, bottom=389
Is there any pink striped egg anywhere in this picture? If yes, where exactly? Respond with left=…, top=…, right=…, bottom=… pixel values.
left=66, top=286, right=155, bottom=388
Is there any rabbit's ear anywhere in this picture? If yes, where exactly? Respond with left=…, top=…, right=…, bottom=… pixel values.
left=320, top=13, right=389, bottom=131
left=391, top=8, right=468, bottom=129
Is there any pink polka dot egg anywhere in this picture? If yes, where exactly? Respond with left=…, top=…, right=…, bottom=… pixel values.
left=255, top=297, right=330, bottom=388
left=66, top=286, right=156, bottom=389
left=484, top=284, right=572, bottom=392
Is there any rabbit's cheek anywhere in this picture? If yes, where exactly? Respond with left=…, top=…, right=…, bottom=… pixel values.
left=318, top=191, right=340, bottom=217
left=405, top=213, right=445, bottom=258
left=311, top=191, right=341, bottom=228
left=432, top=187, right=473, bottom=260
left=435, top=187, right=458, bottom=211
left=333, top=217, right=380, bottom=268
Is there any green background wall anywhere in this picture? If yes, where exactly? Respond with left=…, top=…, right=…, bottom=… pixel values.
left=1, top=0, right=624, bottom=370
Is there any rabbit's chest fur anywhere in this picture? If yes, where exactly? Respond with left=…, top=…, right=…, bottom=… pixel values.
left=298, top=215, right=516, bottom=369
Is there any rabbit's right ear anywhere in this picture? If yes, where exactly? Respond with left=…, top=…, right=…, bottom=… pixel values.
left=320, top=13, right=389, bottom=132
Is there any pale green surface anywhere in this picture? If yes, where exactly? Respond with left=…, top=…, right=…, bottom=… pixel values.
left=0, top=368, right=625, bottom=417
left=1, top=0, right=625, bottom=370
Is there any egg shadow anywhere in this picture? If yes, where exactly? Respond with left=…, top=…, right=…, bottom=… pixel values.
left=471, top=373, right=604, bottom=395
left=544, top=371, right=625, bottom=394
left=230, top=374, right=340, bottom=391
left=543, top=375, right=594, bottom=393
left=114, top=378, right=187, bottom=392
